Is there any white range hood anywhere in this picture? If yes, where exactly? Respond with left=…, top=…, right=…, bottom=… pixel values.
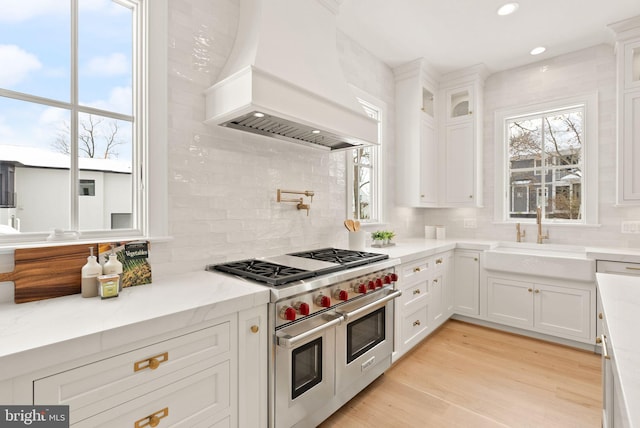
left=204, top=0, right=379, bottom=151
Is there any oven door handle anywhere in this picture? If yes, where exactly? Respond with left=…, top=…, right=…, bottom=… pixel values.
left=337, top=289, right=402, bottom=321
left=276, top=314, right=344, bottom=349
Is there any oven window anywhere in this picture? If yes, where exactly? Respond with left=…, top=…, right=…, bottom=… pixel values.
left=347, top=307, right=385, bottom=363
left=291, top=337, right=323, bottom=399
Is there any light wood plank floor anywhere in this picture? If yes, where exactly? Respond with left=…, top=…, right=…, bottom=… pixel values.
left=320, top=320, right=601, bottom=428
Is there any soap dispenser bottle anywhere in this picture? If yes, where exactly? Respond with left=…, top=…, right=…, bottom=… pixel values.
left=103, top=245, right=123, bottom=291
left=81, top=246, right=102, bottom=297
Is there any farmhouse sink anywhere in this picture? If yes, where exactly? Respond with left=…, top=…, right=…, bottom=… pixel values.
left=484, top=242, right=595, bottom=281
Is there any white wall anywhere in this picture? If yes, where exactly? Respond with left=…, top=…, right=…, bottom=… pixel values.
left=426, top=44, right=640, bottom=248
left=149, top=0, right=425, bottom=277
left=15, top=168, right=70, bottom=232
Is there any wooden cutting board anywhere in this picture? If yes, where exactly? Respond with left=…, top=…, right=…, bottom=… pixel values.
left=0, top=244, right=98, bottom=304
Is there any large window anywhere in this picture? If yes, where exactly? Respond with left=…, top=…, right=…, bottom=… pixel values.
left=495, top=94, right=598, bottom=225
left=348, top=95, right=382, bottom=223
left=0, top=0, right=164, bottom=242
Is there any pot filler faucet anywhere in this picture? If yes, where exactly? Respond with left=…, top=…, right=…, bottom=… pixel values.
left=277, top=189, right=314, bottom=216
left=536, top=207, right=549, bottom=244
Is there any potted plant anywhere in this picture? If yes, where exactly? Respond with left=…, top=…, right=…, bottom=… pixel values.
left=371, top=231, right=385, bottom=246
left=382, top=231, right=395, bottom=245
left=371, top=230, right=395, bottom=246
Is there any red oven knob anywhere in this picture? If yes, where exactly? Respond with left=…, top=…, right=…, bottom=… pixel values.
left=367, top=280, right=376, bottom=290
left=279, top=306, right=297, bottom=321
left=375, top=278, right=383, bottom=288
left=334, top=289, right=349, bottom=301
left=391, top=273, right=398, bottom=282
left=315, top=295, right=331, bottom=308
left=383, top=275, right=392, bottom=285
left=294, top=302, right=310, bottom=316
left=356, top=283, right=367, bottom=294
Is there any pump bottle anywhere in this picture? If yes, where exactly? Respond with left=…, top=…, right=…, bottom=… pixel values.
left=81, top=247, right=102, bottom=297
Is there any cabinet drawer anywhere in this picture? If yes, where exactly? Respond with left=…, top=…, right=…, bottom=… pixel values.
left=34, top=322, right=231, bottom=424
left=402, top=304, right=429, bottom=347
left=596, top=260, right=640, bottom=276
left=402, top=258, right=429, bottom=282
left=401, top=280, right=428, bottom=307
left=74, top=360, right=231, bottom=427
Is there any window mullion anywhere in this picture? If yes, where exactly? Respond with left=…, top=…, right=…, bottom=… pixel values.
left=69, top=0, right=79, bottom=231
left=539, top=116, right=546, bottom=217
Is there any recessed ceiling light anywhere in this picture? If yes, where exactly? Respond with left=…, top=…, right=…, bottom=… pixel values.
left=530, top=46, right=546, bottom=56
left=253, top=112, right=265, bottom=118
left=497, top=2, right=519, bottom=16
left=311, top=130, right=321, bottom=134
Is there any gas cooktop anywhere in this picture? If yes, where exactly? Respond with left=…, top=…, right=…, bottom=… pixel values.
left=207, top=248, right=389, bottom=286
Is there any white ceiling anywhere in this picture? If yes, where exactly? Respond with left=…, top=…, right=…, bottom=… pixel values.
left=335, top=0, right=640, bottom=75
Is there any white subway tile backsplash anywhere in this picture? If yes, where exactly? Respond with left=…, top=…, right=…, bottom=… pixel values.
left=158, top=0, right=423, bottom=277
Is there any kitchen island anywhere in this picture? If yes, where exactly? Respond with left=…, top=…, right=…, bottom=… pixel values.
left=596, top=273, right=640, bottom=428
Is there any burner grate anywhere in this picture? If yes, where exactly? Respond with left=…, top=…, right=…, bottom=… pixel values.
left=288, top=248, right=388, bottom=268
left=208, top=259, right=315, bottom=286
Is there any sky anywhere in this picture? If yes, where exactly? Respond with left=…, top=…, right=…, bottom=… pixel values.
left=0, top=0, right=133, bottom=159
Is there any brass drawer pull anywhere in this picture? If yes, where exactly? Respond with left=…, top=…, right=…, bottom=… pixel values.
left=435, top=258, right=443, bottom=264
left=251, top=325, right=260, bottom=333
left=601, top=335, right=610, bottom=360
left=433, top=279, right=438, bottom=284
left=413, top=289, right=421, bottom=295
left=413, top=320, right=421, bottom=327
left=134, top=352, right=168, bottom=372
left=135, top=407, right=168, bottom=428
left=413, top=267, right=421, bottom=272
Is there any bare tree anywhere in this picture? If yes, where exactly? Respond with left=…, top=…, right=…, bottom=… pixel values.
left=52, top=115, right=124, bottom=159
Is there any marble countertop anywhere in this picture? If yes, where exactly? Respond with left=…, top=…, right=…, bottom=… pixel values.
left=596, top=273, right=640, bottom=427
left=363, top=238, right=494, bottom=263
left=0, top=270, right=269, bottom=380
left=2, top=237, right=640, bottom=382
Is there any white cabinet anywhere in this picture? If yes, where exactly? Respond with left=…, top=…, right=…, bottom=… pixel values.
left=395, top=257, right=431, bottom=358
left=611, top=17, right=640, bottom=204
left=34, top=318, right=235, bottom=426
left=440, top=68, right=485, bottom=208
left=19, top=306, right=268, bottom=428
left=453, top=250, right=480, bottom=316
left=487, top=276, right=593, bottom=343
left=395, top=58, right=440, bottom=207
left=487, top=277, right=533, bottom=328
left=620, top=90, right=640, bottom=202
left=238, top=305, right=268, bottom=428
left=444, top=120, right=475, bottom=205
left=420, top=115, right=439, bottom=205
left=430, top=253, right=452, bottom=326
left=600, top=309, right=631, bottom=428
left=395, top=60, right=485, bottom=208
left=394, top=251, right=452, bottom=360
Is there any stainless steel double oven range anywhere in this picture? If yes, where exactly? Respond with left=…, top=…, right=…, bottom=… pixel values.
left=208, top=248, right=401, bottom=428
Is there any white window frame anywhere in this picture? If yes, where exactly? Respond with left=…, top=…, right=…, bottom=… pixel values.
left=0, top=0, right=167, bottom=247
left=494, top=93, right=598, bottom=225
left=346, top=86, right=384, bottom=224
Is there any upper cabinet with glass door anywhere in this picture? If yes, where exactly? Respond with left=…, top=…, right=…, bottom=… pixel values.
left=394, top=58, right=440, bottom=208
left=446, top=86, right=473, bottom=123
